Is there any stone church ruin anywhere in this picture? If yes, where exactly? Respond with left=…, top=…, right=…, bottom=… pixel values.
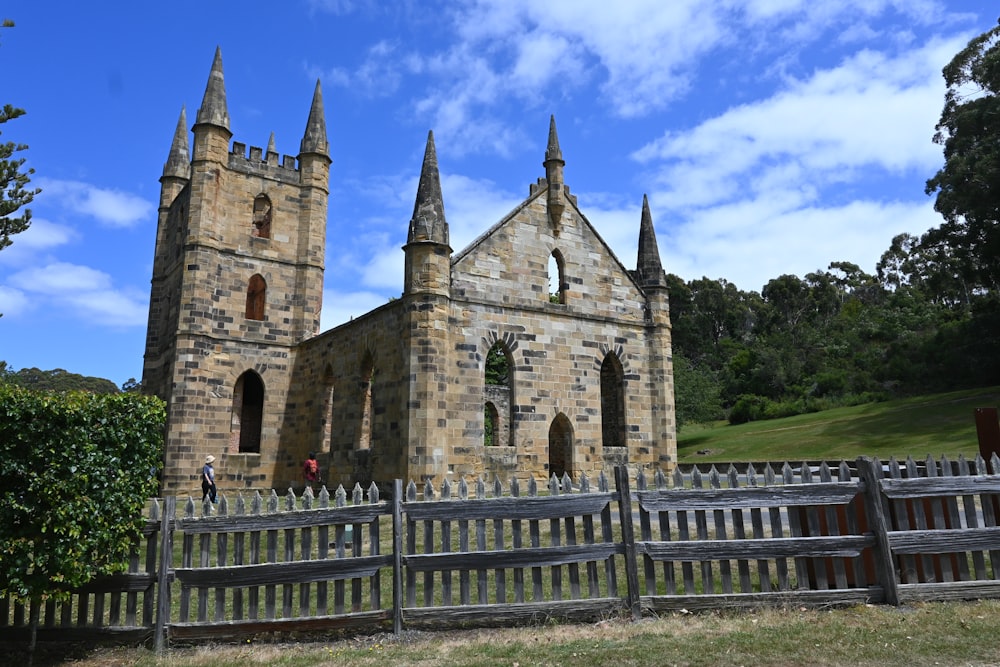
left=142, top=49, right=677, bottom=495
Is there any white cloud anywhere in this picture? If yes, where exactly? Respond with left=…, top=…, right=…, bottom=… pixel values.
left=441, top=173, right=522, bottom=252
left=320, top=289, right=394, bottom=331
left=7, top=262, right=147, bottom=327
left=0, top=285, right=30, bottom=317
left=9, top=218, right=75, bottom=250
left=634, top=37, right=963, bottom=210
left=36, top=179, right=154, bottom=228
left=662, top=197, right=942, bottom=291
left=10, top=262, right=111, bottom=294
left=360, top=240, right=405, bottom=290
left=0, top=217, right=75, bottom=267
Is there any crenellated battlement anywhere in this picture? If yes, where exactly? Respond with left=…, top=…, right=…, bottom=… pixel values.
left=229, top=141, right=300, bottom=183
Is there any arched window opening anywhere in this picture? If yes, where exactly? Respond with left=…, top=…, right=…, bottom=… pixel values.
left=231, top=370, right=264, bottom=454
left=252, top=194, right=272, bottom=239
left=246, top=274, right=266, bottom=321
left=548, top=250, right=566, bottom=304
left=484, top=402, right=499, bottom=446
left=601, top=354, right=626, bottom=448
left=548, top=413, right=573, bottom=481
left=358, top=353, right=375, bottom=451
left=484, top=342, right=513, bottom=447
left=320, top=365, right=335, bottom=454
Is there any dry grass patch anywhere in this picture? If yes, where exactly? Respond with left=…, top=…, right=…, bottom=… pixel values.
left=49, top=600, right=1000, bottom=667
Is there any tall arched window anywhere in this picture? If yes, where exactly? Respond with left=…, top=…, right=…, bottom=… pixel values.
left=246, top=274, right=266, bottom=320
left=548, top=249, right=566, bottom=304
left=548, top=413, right=573, bottom=480
left=252, top=194, right=272, bottom=239
left=231, top=370, right=264, bottom=454
left=601, top=354, right=626, bottom=449
left=484, top=342, right=513, bottom=447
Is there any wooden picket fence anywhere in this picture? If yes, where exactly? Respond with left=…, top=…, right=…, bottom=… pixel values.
left=3, top=456, right=1000, bottom=652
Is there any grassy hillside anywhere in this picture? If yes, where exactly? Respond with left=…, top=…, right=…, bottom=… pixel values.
left=677, top=386, right=1000, bottom=464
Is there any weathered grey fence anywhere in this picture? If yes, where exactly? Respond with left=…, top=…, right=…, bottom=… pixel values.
left=3, top=455, right=1000, bottom=651
left=400, top=473, right=623, bottom=628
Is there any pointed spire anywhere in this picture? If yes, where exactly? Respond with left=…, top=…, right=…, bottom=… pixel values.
left=544, top=114, right=563, bottom=163
left=195, top=46, right=230, bottom=130
left=163, top=106, right=190, bottom=179
left=300, top=79, right=329, bottom=156
left=407, top=130, right=449, bottom=245
left=266, top=132, right=276, bottom=156
left=637, top=194, right=667, bottom=288
left=543, top=115, right=565, bottom=231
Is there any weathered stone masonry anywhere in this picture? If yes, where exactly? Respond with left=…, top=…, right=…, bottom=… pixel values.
left=143, top=50, right=677, bottom=496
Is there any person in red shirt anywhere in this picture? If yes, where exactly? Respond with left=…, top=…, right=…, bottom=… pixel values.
left=303, top=451, right=320, bottom=490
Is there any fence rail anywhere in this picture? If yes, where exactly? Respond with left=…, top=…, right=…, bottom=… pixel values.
left=3, top=454, right=1000, bottom=651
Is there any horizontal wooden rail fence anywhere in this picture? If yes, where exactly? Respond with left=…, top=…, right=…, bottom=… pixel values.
left=3, top=454, right=1000, bottom=652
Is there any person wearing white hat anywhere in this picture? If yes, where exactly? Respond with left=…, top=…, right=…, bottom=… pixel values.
left=201, top=455, right=217, bottom=503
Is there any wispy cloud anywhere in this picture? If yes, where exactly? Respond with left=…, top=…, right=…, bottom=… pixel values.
left=7, top=262, right=147, bottom=326
left=36, top=179, right=154, bottom=228
left=0, top=217, right=75, bottom=267
left=0, top=285, right=30, bottom=317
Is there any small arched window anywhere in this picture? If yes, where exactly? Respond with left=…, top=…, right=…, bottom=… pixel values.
left=246, top=274, right=266, bottom=320
left=252, top=194, right=272, bottom=239
left=548, top=250, right=566, bottom=304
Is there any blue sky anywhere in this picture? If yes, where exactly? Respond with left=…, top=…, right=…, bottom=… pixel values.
left=0, top=1, right=991, bottom=387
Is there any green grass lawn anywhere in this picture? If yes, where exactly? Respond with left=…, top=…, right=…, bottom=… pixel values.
left=678, top=386, right=1000, bottom=464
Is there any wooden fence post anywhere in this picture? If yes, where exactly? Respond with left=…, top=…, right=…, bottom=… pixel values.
left=392, top=479, right=403, bottom=635
left=154, top=496, right=175, bottom=653
left=855, top=457, right=899, bottom=606
left=614, top=465, right=641, bottom=619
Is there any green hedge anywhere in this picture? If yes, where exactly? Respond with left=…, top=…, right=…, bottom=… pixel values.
left=0, top=385, right=165, bottom=602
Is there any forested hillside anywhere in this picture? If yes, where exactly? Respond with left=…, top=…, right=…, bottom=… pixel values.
left=668, top=258, right=1000, bottom=428
left=0, top=362, right=122, bottom=394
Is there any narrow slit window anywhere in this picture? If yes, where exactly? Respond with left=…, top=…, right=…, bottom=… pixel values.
left=548, top=250, right=566, bottom=304
left=252, top=194, right=272, bottom=239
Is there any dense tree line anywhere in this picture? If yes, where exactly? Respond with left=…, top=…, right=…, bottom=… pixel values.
left=669, top=260, right=1000, bottom=428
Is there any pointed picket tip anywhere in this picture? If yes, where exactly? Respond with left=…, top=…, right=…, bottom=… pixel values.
left=548, top=474, right=560, bottom=495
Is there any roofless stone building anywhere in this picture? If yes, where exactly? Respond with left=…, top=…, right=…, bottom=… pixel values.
left=142, top=49, right=677, bottom=495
